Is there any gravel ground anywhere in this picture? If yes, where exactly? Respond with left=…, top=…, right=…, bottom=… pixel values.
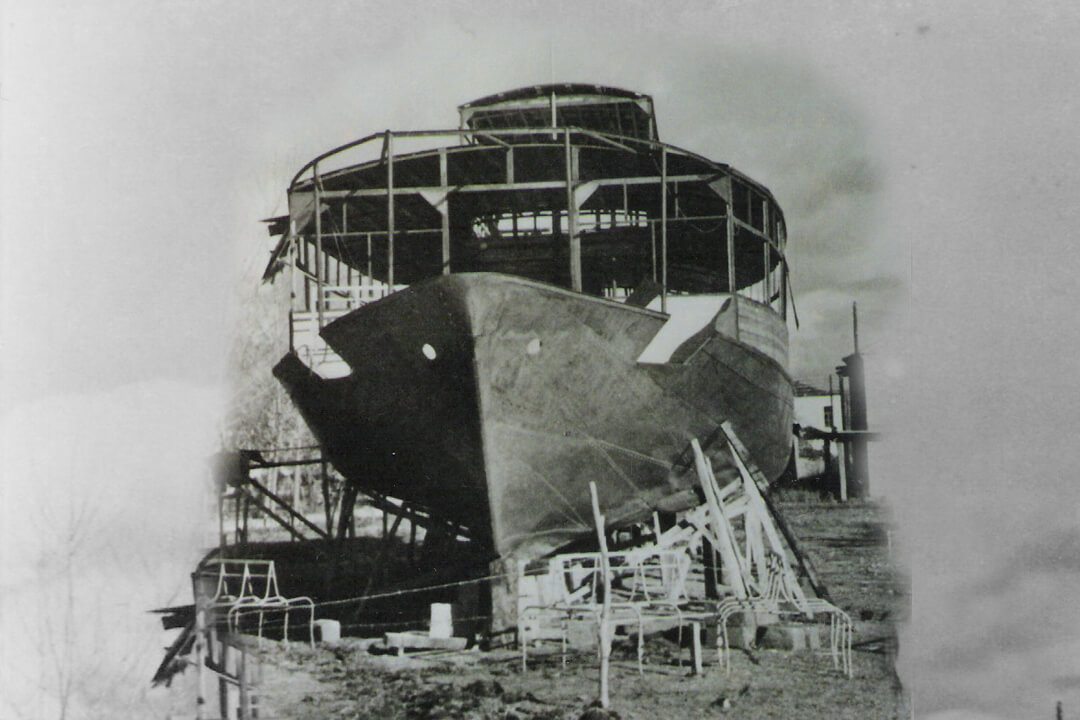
left=188, top=499, right=911, bottom=720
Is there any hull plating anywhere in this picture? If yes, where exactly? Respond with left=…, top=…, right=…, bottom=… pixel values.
left=275, top=273, right=793, bottom=558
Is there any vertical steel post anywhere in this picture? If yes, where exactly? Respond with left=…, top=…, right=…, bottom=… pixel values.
left=564, top=130, right=581, bottom=292
left=762, top=199, right=771, bottom=304
left=439, top=148, right=450, bottom=274
left=725, top=177, right=739, bottom=340
left=313, top=163, right=324, bottom=330
left=386, top=131, right=395, bottom=290
left=650, top=221, right=657, bottom=282
left=780, top=223, right=788, bottom=320
left=763, top=243, right=770, bottom=304
left=321, top=460, right=332, bottom=535
left=343, top=205, right=351, bottom=289
left=366, top=233, right=373, bottom=289
left=660, top=148, right=668, bottom=314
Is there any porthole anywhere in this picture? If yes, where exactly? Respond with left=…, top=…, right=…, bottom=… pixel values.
left=422, top=343, right=437, bottom=360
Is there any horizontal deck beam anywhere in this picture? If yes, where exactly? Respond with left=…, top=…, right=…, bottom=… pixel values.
left=310, top=172, right=721, bottom=199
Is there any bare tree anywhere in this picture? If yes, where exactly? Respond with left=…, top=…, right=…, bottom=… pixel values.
left=222, top=275, right=313, bottom=452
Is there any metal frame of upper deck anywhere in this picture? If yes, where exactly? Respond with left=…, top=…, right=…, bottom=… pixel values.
left=265, top=87, right=793, bottom=337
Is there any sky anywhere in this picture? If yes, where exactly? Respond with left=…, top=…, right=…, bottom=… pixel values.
left=3, top=1, right=1080, bottom=718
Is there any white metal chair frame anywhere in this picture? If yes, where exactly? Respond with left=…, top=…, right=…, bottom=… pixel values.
left=198, top=558, right=315, bottom=647
left=714, top=553, right=853, bottom=676
left=519, top=548, right=714, bottom=673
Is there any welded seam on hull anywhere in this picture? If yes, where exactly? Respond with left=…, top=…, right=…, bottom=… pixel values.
left=520, top=460, right=592, bottom=529
left=698, top=338, right=794, bottom=405
left=495, top=424, right=673, bottom=468
left=457, top=285, right=501, bottom=551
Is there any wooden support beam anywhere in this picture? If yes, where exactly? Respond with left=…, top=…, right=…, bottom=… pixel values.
left=238, top=490, right=308, bottom=542
left=336, top=483, right=360, bottom=540
left=719, top=422, right=831, bottom=603
left=320, top=460, right=332, bottom=536
left=349, top=513, right=405, bottom=624
left=692, top=439, right=747, bottom=598
left=245, top=475, right=328, bottom=539
left=194, top=579, right=207, bottom=720
left=691, top=621, right=704, bottom=676
left=588, top=482, right=612, bottom=710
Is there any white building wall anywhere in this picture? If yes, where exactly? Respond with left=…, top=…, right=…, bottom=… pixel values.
left=793, top=392, right=843, bottom=479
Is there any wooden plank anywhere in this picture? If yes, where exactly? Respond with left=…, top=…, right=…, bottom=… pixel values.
left=245, top=475, right=328, bottom=539
left=692, top=439, right=747, bottom=598
left=691, top=621, right=703, bottom=676
left=383, top=633, right=468, bottom=652
left=589, top=482, right=612, bottom=710
left=720, top=422, right=831, bottom=603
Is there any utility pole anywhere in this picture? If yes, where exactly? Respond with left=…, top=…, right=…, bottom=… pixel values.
left=836, top=302, right=869, bottom=496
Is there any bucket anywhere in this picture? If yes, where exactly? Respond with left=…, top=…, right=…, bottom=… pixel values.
left=314, top=619, right=341, bottom=643
left=429, top=603, right=453, bottom=639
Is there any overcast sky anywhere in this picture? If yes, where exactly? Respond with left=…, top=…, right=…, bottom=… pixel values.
left=3, top=1, right=1080, bottom=718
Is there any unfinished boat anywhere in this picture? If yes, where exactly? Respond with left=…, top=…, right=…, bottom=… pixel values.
left=266, top=84, right=794, bottom=560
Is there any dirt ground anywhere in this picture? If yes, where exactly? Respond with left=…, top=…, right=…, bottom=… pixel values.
left=179, top=498, right=909, bottom=720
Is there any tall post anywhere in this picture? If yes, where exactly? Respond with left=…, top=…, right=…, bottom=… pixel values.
left=439, top=148, right=450, bottom=274
left=763, top=243, right=770, bottom=304
left=564, top=130, right=581, bottom=292
left=762, top=198, right=771, bottom=304
left=238, top=642, right=250, bottom=720
left=779, top=222, right=788, bottom=320
left=838, top=438, right=849, bottom=503
left=218, top=641, right=232, bottom=720
left=313, top=163, right=324, bottom=330
left=321, top=460, right=332, bottom=535
left=589, top=482, right=611, bottom=710
left=725, top=178, right=739, bottom=340
left=851, top=302, right=859, bottom=354
left=386, top=131, right=395, bottom=290
left=366, top=232, right=374, bottom=293
left=660, top=148, right=668, bottom=313
left=194, top=575, right=207, bottom=720
left=650, top=220, right=657, bottom=282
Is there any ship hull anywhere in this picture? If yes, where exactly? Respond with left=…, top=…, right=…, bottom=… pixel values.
left=275, top=273, right=793, bottom=558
